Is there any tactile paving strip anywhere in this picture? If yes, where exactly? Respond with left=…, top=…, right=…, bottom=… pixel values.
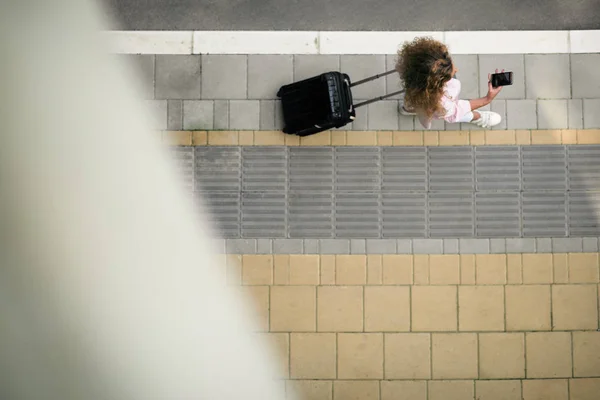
left=180, top=145, right=600, bottom=239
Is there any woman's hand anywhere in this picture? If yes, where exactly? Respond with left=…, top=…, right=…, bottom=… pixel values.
left=486, top=68, right=504, bottom=101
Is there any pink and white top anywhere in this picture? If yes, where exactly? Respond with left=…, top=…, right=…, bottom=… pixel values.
left=415, top=78, right=472, bottom=129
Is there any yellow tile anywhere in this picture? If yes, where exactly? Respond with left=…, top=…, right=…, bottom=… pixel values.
left=208, top=130, right=238, bottom=145
left=552, top=284, right=598, bottom=330
left=366, top=255, right=383, bottom=284
left=256, top=332, right=289, bottom=378
left=412, top=286, right=457, bottom=332
left=377, top=130, right=394, bottom=146
left=335, top=255, right=367, bottom=285
left=428, top=380, right=474, bottom=400
left=573, top=332, right=600, bottom=377
left=364, top=286, right=410, bottom=332
left=192, top=130, right=208, bottom=145
left=522, top=254, right=553, bottom=284
left=243, top=286, right=270, bottom=331
left=238, top=130, right=254, bottom=145
left=507, top=254, right=523, bottom=284
left=569, top=378, right=600, bottom=400
left=300, top=130, right=331, bottom=146
left=242, top=255, right=273, bottom=285
left=505, top=285, right=551, bottom=331
left=226, top=255, right=242, bottom=285
left=317, top=286, right=363, bottom=332
left=163, top=130, right=192, bottom=145
left=254, top=130, right=285, bottom=145
left=413, top=255, right=429, bottom=284
left=458, top=286, right=504, bottom=331
left=289, top=255, right=320, bottom=285
left=470, top=130, right=485, bottom=145
left=429, top=255, right=460, bottom=284
left=515, top=129, right=531, bottom=144
left=285, top=134, right=300, bottom=146
left=290, top=333, right=336, bottom=379
left=485, top=129, right=516, bottom=145
left=475, top=380, right=522, bottom=400
left=333, top=381, right=379, bottom=400
left=320, top=255, right=336, bottom=285
left=476, top=254, right=507, bottom=284
left=384, top=333, right=431, bottom=379
left=393, top=131, right=424, bottom=146
left=337, top=333, right=383, bottom=379
left=273, top=255, right=289, bottom=284
left=479, top=333, right=525, bottom=379
left=432, top=333, right=478, bottom=379
left=525, top=332, right=572, bottom=378
left=531, top=129, right=562, bottom=144
left=439, top=130, right=469, bottom=146
left=423, top=130, right=439, bottom=145
left=286, top=380, right=332, bottom=400
left=382, top=255, right=413, bottom=284
left=270, top=286, right=316, bottom=332
left=577, top=129, right=600, bottom=144
left=460, top=254, right=476, bottom=284
left=562, top=129, right=578, bottom=144
left=331, top=130, right=347, bottom=146
left=522, top=379, right=568, bottom=400
left=568, top=253, right=599, bottom=283
left=347, top=130, right=377, bottom=146
left=380, top=380, right=427, bottom=400
left=553, top=254, right=569, bottom=283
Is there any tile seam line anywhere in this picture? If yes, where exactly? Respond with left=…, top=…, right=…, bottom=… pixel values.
left=105, top=30, right=600, bottom=55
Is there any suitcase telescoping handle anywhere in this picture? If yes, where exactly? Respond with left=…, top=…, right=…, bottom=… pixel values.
left=350, top=69, right=406, bottom=109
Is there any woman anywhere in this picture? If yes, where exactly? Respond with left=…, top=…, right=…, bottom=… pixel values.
left=396, top=36, right=503, bottom=129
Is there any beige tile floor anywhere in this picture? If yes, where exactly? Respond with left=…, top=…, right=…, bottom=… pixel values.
left=223, top=254, right=600, bottom=400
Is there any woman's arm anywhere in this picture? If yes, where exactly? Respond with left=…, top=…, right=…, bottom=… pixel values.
left=468, top=69, right=504, bottom=111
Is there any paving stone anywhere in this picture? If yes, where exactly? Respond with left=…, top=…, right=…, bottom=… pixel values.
left=571, top=54, right=600, bottom=98
left=340, top=55, right=386, bottom=99
left=248, top=55, right=293, bottom=100
left=443, top=239, right=459, bottom=254
left=155, top=55, right=201, bottom=99
left=226, top=239, right=257, bottom=254
left=229, top=100, right=260, bottom=130
left=144, top=100, right=168, bottom=130
left=367, top=101, right=399, bottom=130
left=490, top=239, right=506, bottom=254
left=459, top=239, right=490, bottom=254
left=167, top=100, right=183, bottom=130
left=505, top=238, right=536, bottom=253
left=430, top=118, right=446, bottom=130
left=536, top=238, right=553, bottom=253
left=478, top=54, right=525, bottom=99
left=385, top=54, right=403, bottom=99
left=413, top=239, right=443, bottom=254
left=183, top=100, right=214, bottom=130
left=491, top=100, right=507, bottom=130
left=445, top=122, right=461, bottom=131
left=398, top=114, right=415, bottom=130
left=319, top=239, right=350, bottom=254
left=257, top=239, right=272, bottom=254
left=583, top=99, right=600, bottom=128
left=124, top=54, right=155, bottom=99
left=202, top=55, right=247, bottom=99
left=552, top=238, right=583, bottom=253
left=274, top=101, right=284, bottom=130
left=260, top=100, right=276, bottom=130
left=304, top=239, right=320, bottom=254
left=350, top=239, right=366, bottom=254
left=506, top=100, right=537, bottom=129
left=452, top=55, right=479, bottom=99
left=293, top=55, right=340, bottom=82
left=350, top=102, right=369, bottom=130
left=397, top=239, right=412, bottom=254
left=537, top=100, right=568, bottom=129
left=525, top=54, right=571, bottom=99
left=273, top=239, right=304, bottom=254
left=366, top=239, right=396, bottom=254
left=582, top=237, right=599, bottom=252
left=568, top=99, right=584, bottom=129
left=214, top=100, right=229, bottom=129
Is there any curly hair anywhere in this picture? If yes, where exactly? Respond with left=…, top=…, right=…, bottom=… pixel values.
left=395, top=37, right=454, bottom=118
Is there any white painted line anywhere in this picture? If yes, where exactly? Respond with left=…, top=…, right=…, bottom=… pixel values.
left=570, top=30, right=600, bottom=53
left=105, top=31, right=193, bottom=54
left=193, top=31, right=318, bottom=54
left=105, top=30, right=600, bottom=55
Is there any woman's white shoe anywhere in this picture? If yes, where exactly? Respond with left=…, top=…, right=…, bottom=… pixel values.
left=398, top=101, right=417, bottom=116
left=471, top=111, right=501, bottom=128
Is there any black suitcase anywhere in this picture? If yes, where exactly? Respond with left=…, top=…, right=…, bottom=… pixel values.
left=277, top=69, right=404, bottom=136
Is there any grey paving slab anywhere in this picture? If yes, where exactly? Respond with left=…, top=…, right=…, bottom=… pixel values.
left=398, top=114, right=415, bottom=130
left=571, top=54, right=600, bottom=98
left=248, top=55, right=293, bottom=100
left=226, top=239, right=256, bottom=254
left=155, top=55, right=201, bottom=99
left=475, top=146, right=521, bottom=191
left=490, top=239, right=507, bottom=254
left=452, top=55, right=480, bottom=99
left=490, top=100, right=507, bottom=130
left=340, top=55, right=386, bottom=99
left=381, top=192, right=427, bottom=238
left=429, top=192, right=474, bottom=238
left=413, top=239, right=443, bottom=254
left=288, top=192, right=334, bottom=238
left=229, top=100, right=260, bottom=130
left=145, top=100, right=168, bottom=130
left=183, top=100, right=214, bottom=130
left=458, top=238, right=490, bottom=254
left=583, top=99, right=600, bottom=128
left=366, top=239, right=397, bottom=254
left=525, top=54, right=571, bottom=99
left=521, top=146, right=567, bottom=191
left=522, top=191, right=567, bottom=237
left=289, top=147, right=334, bottom=192
left=568, top=191, right=600, bottom=236
left=475, top=192, right=520, bottom=237
left=367, top=101, right=399, bottom=130
left=428, top=146, right=474, bottom=191
left=259, top=100, right=276, bottom=130
left=536, top=238, right=553, bottom=253
left=478, top=55, right=525, bottom=99
left=194, top=146, right=241, bottom=191
left=350, top=239, right=366, bottom=254
left=552, top=238, right=583, bottom=253
left=430, top=118, right=446, bottom=130
left=124, top=54, right=155, bottom=99
left=303, top=239, right=320, bottom=254
left=381, top=147, right=427, bottom=191
left=214, top=100, right=229, bottom=129
left=335, top=147, right=380, bottom=191
left=167, top=99, right=183, bottom=130
left=583, top=237, right=599, bottom=252
left=170, top=146, right=194, bottom=191
left=349, top=101, right=369, bottom=131
left=567, top=145, right=600, bottom=191
left=397, top=239, right=413, bottom=254
left=537, top=100, right=568, bottom=129
left=257, top=239, right=273, bottom=254
left=242, top=147, right=287, bottom=191
left=385, top=55, right=403, bottom=100
left=319, top=239, right=350, bottom=254
left=201, top=192, right=240, bottom=238
left=273, top=239, right=304, bottom=254
left=443, top=239, right=459, bottom=254
left=274, top=101, right=284, bottom=130
left=335, top=192, right=380, bottom=238
left=505, top=238, right=536, bottom=253
left=202, top=55, right=247, bottom=99
left=293, top=55, right=340, bottom=82
left=568, top=99, right=584, bottom=129
left=506, top=100, right=537, bottom=129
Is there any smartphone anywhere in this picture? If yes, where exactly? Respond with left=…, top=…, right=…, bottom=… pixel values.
left=491, top=71, right=513, bottom=87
